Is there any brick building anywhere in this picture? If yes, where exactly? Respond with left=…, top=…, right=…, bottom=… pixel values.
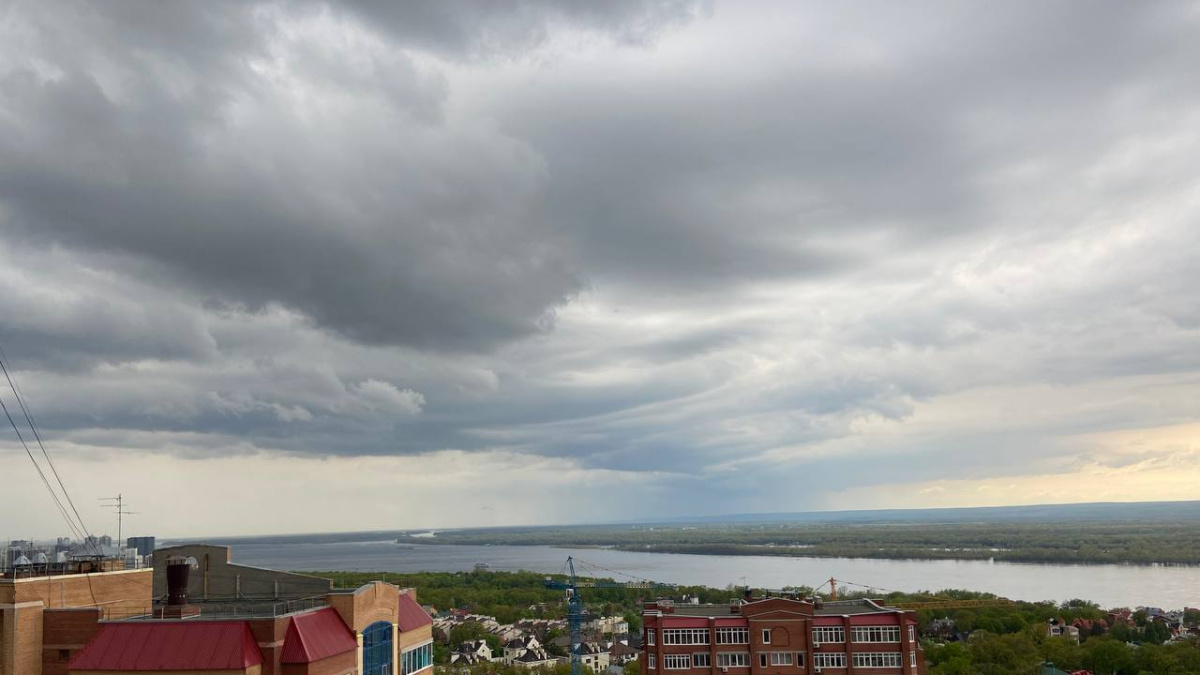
left=641, top=596, right=924, bottom=675
left=2, top=550, right=433, bottom=675
left=1, top=562, right=152, bottom=675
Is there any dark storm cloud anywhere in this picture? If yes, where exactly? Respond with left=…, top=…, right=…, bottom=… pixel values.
left=0, top=0, right=704, bottom=352
left=2, top=0, right=1200, bottom=524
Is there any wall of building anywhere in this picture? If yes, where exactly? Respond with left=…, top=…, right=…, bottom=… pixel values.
left=152, top=545, right=331, bottom=602
left=1, top=569, right=152, bottom=675
left=280, top=650, right=356, bottom=675
left=74, top=667, right=262, bottom=675
left=41, top=608, right=103, bottom=675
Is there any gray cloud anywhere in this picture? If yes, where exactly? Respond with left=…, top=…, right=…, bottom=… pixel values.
left=2, top=0, right=1200, bottom=530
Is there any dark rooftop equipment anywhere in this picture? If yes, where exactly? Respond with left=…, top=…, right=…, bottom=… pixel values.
left=166, top=555, right=198, bottom=606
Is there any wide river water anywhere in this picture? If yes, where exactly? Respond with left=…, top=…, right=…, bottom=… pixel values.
left=199, top=540, right=1198, bottom=610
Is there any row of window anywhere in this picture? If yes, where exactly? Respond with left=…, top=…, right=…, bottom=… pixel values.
left=649, top=625, right=914, bottom=649
left=401, top=642, right=433, bottom=675
left=650, top=650, right=916, bottom=670
left=852, top=626, right=901, bottom=643
left=664, top=629, right=711, bottom=645
left=812, top=625, right=915, bottom=644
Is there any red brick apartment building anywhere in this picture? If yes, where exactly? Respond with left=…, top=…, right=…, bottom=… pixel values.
left=641, top=596, right=924, bottom=675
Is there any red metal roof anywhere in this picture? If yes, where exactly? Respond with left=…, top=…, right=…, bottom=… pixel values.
left=70, top=621, right=263, bottom=671
left=280, top=608, right=358, bottom=664
left=398, top=593, right=433, bottom=632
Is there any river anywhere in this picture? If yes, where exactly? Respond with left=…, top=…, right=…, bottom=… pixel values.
left=195, top=539, right=1198, bottom=610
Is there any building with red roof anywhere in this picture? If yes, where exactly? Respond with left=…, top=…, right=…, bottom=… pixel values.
left=65, top=580, right=433, bottom=675
left=1, top=544, right=433, bottom=675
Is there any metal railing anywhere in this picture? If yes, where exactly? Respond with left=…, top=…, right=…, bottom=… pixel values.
left=101, top=595, right=330, bottom=621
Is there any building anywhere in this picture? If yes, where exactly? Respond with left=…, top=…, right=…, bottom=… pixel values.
left=124, top=538, right=156, bottom=558
left=3, top=546, right=434, bottom=675
left=505, top=635, right=543, bottom=664
left=1046, top=619, right=1080, bottom=644
left=151, top=544, right=332, bottom=601
left=641, top=595, right=924, bottom=675
left=1, top=560, right=151, bottom=675
left=455, top=639, right=494, bottom=662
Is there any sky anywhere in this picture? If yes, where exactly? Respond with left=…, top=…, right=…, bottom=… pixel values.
left=1, top=1, right=1199, bottom=539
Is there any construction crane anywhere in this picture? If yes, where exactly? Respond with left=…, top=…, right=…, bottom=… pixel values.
left=817, top=577, right=1015, bottom=611
left=544, top=557, right=675, bottom=675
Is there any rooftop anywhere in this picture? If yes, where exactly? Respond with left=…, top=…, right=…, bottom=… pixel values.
left=649, top=597, right=907, bottom=617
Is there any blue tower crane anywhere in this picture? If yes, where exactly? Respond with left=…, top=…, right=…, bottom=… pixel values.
left=544, top=557, right=676, bottom=675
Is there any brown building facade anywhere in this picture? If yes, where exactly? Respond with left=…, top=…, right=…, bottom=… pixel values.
left=641, top=597, right=924, bottom=675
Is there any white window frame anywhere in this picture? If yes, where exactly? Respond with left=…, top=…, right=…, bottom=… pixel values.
left=910, top=651, right=917, bottom=667
left=852, top=626, right=901, bottom=643
left=716, top=652, right=750, bottom=668
left=770, top=652, right=792, bottom=666
left=664, top=629, right=711, bottom=645
left=716, top=628, right=749, bottom=645
left=693, top=653, right=711, bottom=668
left=813, top=653, right=847, bottom=669
left=664, top=654, right=692, bottom=670
left=811, top=626, right=845, bottom=644
left=852, top=652, right=903, bottom=668
left=648, top=629, right=656, bottom=646
left=794, top=653, right=805, bottom=668
left=762, top=629, right=771, bottom=644
left=649, top=655, right=657, bottom=669
left=909, top=625, right=915, bottom=643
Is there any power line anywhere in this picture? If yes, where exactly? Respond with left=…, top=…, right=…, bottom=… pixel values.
left=0, top=346, right=102, bottom=556
left=0, top=392, right=83, bottom=542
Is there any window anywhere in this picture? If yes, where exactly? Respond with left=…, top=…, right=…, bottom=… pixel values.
left=910, top=651, right=917, bottom=668
left=664, top=629, right=711, bottom=645
left=693, top=653, right=711, bottom=668
left=811, top=627, right=845, bottom=644
left=363, top=621, right=394, bottom=675
left=852, top=653, right=903, bottom=668
left=649, top=655, right=657, bottom=669
left=770, top=653, right=792, bottom=666
left=852, top=626, right=901, bottom=643
left=908, top=626, right=915, bottom=643
left=762, top=629, right=771, bottom=644
left=760, top=654, right=768, bottom=668
left=794, top=653, right=805, bottom=668
left=716, top=653, right=750, bottom=668
left=402, top=642, right=433, bottom=675
left=665, top=655, right=692, bottom=670
left=812, top=653, right=846, bottom=669
left=716, top=628, right=749, bottom=645
left=648, top=629, right=657, bottom=645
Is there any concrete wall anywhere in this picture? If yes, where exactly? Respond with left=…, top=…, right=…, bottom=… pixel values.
left=152, top=545, right=331, bottom=602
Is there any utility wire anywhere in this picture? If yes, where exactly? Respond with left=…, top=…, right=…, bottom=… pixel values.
left=0, top=392, right=84, bottom=542
left=0, top=347, right=102, bottom=556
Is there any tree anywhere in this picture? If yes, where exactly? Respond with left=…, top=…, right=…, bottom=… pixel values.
left=1085, top=638, right=1134, bottom=675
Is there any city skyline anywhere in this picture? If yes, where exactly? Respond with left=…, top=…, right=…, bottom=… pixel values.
left=2, top=1, right=1200, bottom=536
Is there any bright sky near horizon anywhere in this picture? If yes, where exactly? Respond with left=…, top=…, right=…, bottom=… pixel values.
left=1, top=1, right=1199, bottom=538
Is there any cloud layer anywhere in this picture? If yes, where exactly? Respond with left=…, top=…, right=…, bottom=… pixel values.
left=1, top=0, right=1199, bottom=536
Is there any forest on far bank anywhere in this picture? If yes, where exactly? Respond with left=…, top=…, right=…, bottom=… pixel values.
left=403, top=520, right=1200, bottom=566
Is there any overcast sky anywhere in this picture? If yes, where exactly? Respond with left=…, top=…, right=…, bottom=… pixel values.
left=1, top=1, right=1199, bottom=538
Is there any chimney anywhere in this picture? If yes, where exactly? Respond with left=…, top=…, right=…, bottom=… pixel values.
left=166, top=556, right=191, bottom=605
left=162, top=556, right=201, bottom=618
